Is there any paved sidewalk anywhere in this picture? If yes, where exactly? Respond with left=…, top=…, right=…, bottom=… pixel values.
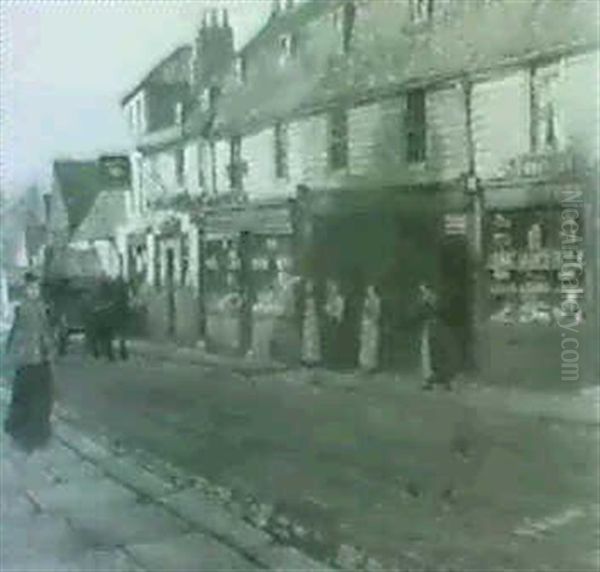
left=128, top=338, right=600, bottom=425
left=0, top=385, right=331, bottom=571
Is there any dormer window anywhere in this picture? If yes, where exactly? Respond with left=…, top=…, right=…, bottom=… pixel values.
left=279, top=34, right=297, bottom=66
left=202, top=86, right=221, bottom=112
left=174, top=102, right=183, bottom=125
left=235, top=55, right=247, bottom=84
left=410, top=0, right=434, bottom=24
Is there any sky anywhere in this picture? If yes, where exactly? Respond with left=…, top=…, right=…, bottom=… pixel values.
left=0, top=0, right=273, bottom=198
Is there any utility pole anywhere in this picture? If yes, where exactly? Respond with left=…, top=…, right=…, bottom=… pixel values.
left=463, top=78, right=489, bottom=375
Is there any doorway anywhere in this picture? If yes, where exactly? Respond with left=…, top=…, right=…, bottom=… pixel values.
left=166, top=247, right=176, bottom=337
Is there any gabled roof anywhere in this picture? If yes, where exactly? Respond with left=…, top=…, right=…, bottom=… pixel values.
left=53, top=161, right=102, bottom=233
left=121, top=45, right=193, bottom=107
left=71, top=190, right=128, bottom=243
left=53, top=156, right=131, bottom=234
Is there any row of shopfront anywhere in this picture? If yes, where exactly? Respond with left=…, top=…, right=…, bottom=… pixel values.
left=124, top=155, right=597, bottom=386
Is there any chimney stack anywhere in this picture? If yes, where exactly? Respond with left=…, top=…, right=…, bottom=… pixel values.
left=222, top=9, right=229, bottom=28
left=210, top=9, right=218, bottom=27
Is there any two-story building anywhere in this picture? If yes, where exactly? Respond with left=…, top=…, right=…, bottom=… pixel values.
left=119, top=10, right=235, bottom=344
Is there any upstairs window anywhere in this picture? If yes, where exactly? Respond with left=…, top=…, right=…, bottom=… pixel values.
left=406, top=89, right=427, bottom=164
left=209, top=86, right=220, bottom=111
left=274, top=122, right=290, bottom=180
left=197, top=143, right=205, bottom=189
left=329, top=108, right=348, bottom=171
left=342, top=1, right=356, bottom=54
left=531, top=64, right=563, bottom=153
left=229, top=136, right=243, bottom=190
left=175, top=148, right=185, bottom=186
left=410, top=0, right=434, bottom=24
left=334, top=2, right=357, bottom=54
left=235, top=55, right=247, bottom=84
left=279, top=34, right=297, bottom=67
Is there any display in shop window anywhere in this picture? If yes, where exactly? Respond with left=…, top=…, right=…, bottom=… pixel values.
left=487, top=208, right=578, bottom=326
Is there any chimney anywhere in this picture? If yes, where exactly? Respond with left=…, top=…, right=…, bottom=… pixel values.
left=210, top=9, right=218, bottom=27
left=271, top=0, right=281, bottom=17
left=43, top=194, right=51, bottom=226
left=222, top=9, right=229, bottom=28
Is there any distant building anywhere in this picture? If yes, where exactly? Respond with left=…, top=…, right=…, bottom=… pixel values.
left=46, top=156, right=131, bottom=280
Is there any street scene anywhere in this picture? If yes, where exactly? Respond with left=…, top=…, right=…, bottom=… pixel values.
left=1, top=0, right=599, bottom=570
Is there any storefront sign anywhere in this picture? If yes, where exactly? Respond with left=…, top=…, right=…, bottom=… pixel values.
left=444, top=213, right=467, bottom=236
left=504, top=152, right=575, bottom=180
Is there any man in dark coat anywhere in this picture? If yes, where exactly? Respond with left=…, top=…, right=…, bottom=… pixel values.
left=418, top=283, right=458, bottom=390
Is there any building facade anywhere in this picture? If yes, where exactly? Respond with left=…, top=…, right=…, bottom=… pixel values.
left=119, top=0, right=599, bottom=384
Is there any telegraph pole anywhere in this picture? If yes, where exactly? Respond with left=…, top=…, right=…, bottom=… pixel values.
left=463, top=78, right=489, bottom=374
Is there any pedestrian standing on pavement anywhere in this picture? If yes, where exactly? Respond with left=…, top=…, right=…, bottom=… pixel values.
left=323, top=279, right=345, bottom=368
left=3, top=271, right=56, bottom=510
left=418, top=282, right=455, bottom=391
left=359, top=284, right=381, bottom=373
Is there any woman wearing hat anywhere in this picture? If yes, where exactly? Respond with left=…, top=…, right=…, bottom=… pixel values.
left=4, top=270, right=56, bottom=454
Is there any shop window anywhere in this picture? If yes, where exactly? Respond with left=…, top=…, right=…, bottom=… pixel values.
left=279, top=34, right=297, bottom=67
left=411, top=0, right=434, bottom=24
left=532, top=64, right=563, bottom=153
left=228, top=136, right=243, bottom=190
left=487, top=208, right=584, bottom=327
left=329, top=107, right=348, bottom=171
left=154, top=240, right=162, bottom=289
left=406, top=88, right=427, bottom=163
left=175, top=148, right=185, bottom=186
left=274, top=122, right=290, bottom=180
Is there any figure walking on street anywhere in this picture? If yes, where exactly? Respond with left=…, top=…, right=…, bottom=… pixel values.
left=418, top=283, right=456, bottom=391
left=3, top=271, right=56, bottom=512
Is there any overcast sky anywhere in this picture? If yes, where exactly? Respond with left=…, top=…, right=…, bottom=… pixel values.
left=0, top=0, right=273, bottom=197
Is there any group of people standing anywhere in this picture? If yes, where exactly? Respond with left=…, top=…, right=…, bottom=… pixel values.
left=301, top=278, right=458, bottom=389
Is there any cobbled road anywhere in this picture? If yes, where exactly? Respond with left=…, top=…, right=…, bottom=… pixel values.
left=54, top=349, right=599, bottom=571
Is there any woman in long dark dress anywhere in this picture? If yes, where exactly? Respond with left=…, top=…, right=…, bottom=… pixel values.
left=4, top=271, right=55, bottom=454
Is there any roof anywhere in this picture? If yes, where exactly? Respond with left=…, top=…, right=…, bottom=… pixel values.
left=53, top=156, right=131, bottom=234
left=215, top=0, right=599, bottom=136
left=46, top=246, right=103, bottom=279
left=71, top=190, right=128, bottom=243
left=238, top=0, right=339, bottom=57
left=121, top=45, right=193, bottom=107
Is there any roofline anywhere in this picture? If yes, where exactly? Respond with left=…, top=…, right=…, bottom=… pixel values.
left=237, top=0, right=339, bottom=57
left=120, top=44, right=193, bottom=107
left=214, top=41, right=599, bottom=139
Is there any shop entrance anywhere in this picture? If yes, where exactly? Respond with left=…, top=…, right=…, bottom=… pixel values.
left=166, top=247, right=176, bottom=337
left=309, top=202, right=440, bottom=372
left=439, top=235, right=470, bottom=371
